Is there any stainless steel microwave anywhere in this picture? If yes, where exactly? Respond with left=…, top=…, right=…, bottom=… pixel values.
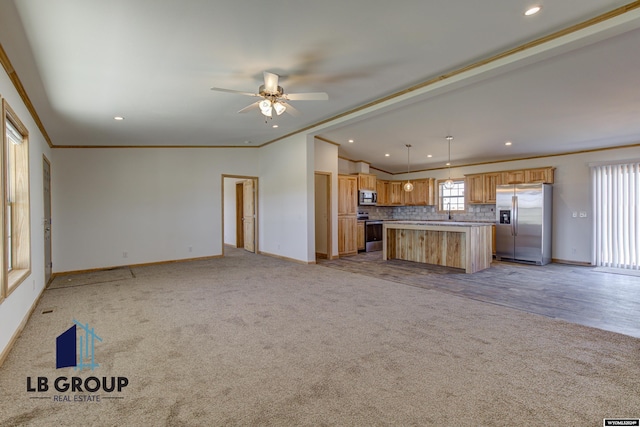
left=358, top=190, right=377, bottom=206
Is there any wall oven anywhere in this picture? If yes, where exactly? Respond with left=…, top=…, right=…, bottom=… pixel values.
left=365, top=220, right=383, bottom=252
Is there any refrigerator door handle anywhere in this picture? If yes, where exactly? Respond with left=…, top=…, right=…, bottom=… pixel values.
left=513, top=195, right=518, bottom=236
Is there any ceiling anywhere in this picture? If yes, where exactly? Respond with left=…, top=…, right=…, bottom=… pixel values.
left=1, top=0, right=639, bottom=173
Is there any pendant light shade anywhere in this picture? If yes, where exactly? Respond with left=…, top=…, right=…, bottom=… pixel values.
left=444, top=136, right=454, bottom=189
left=404, top=144, right=413, bottom=192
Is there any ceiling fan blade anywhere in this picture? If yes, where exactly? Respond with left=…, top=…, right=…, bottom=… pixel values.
left=285, top=92, right=329, bottom=101
left=211, top=87, right=258, bottom=97
left=284, top=103, right=301, bottom=117
left=263, top=71, right=280, bottom=94
left=237, top=101, right=260, bottom=113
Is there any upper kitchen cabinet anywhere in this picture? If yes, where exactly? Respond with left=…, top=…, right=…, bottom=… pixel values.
left=466, top=174, right=485, bottom=204
left=388, top=181, right=405, bottom=206
left=357, top=173, right=377, bottom=191
left=525, top=167, right=555, bottom=184
left=404, top=178, right=435, bottom=206
left=338, top=175, right=358, bottom=215
left=483, top=172, right=504, bottom=204
left=376, top=180, right=389, bottom=206
left=506, top=167, right=554, bottom=184
left=503, top=170, right=526, bottom=184
left=466, top=167, right=554, bottom=204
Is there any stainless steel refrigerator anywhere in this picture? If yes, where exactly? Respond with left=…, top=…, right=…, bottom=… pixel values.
left=495, top=183, right=552, bottom=265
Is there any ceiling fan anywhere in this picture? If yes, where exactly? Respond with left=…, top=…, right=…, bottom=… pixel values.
left=211, top=71, right=328, bottom=118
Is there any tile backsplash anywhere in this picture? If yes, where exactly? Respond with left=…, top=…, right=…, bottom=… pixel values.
left=360, top=204, right=496, bottom=223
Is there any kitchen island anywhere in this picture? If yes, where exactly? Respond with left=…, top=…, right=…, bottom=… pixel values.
left=383, top=221, right=493, bottom=273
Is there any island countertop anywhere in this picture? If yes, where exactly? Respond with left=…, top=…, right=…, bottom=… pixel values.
left=383, top=221, right=493, bottom=273
left=384, top=220, right=492, bottom=227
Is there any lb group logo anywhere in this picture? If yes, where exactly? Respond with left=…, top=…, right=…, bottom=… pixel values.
left=56, top=320, right=102, bottom=370
left=26, top=319, right=129, bottom=402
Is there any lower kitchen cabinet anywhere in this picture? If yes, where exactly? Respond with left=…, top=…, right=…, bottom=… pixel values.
left=338, top=216, right=358, bottom=256
left=357, top=221, right=365, bottom=251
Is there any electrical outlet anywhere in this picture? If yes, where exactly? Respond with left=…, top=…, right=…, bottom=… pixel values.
left=579, top=211, right=587, bottom=218
left=572, top=212, right=577, bottom=218
left=123, top=251, right=128, bottom=258
left=188, top=246, right=193, bottom=252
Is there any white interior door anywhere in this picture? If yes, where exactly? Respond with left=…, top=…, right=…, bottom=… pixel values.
left=242, top=179, right=255, bottom=253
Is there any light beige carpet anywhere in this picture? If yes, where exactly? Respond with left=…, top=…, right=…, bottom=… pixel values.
left=1, top=248, right=639, bottom=426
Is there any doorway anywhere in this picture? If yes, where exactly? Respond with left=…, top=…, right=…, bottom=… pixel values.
left=314, top=172, right=332, bottom=260
left=43, top=155, right=52, bottom=284
left=223, top=175, right=258, bottom=255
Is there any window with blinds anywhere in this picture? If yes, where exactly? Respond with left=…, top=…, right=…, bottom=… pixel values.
left=591, top=162, right=640, bottom=269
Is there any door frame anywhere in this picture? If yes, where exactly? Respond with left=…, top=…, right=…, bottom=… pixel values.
left=43, top=154, right=52, bottom=285
left=235, top=181, right=244, bottom=248
left=314, top=172, right=332, bottom=261
left=222, top=175, right=259, bottom=256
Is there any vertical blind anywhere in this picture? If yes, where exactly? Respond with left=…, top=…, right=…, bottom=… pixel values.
left=591, top=162, right=640, bottom=269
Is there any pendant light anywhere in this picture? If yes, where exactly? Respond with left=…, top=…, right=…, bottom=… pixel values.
left=403, top=144, right=414, bottom=192
left=444, top=136, right=454, bottom=189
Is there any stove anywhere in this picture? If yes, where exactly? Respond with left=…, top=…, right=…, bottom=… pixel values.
left=364, top=220, right=383, bottom=252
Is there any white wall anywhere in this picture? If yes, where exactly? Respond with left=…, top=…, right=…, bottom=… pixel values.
left=259, top=134, right=313, bottom=262
left=314, top=139, right=339, bottom=258
left=52, top=148, right=259, bottom=272
left=0, top=64, right=52, bottom=359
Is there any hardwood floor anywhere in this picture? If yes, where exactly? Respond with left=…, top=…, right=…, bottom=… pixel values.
left=319, top=251, right=640, bottom=339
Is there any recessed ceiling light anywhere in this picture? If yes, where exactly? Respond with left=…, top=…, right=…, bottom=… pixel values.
left=272, top=124, right=278, bottom=128
left=427, top=154, right=433, bottom=158
left=524, top=5, right=542, bottom=16
left=348, top=139, right=354, bottom=143
left=114, top=116, right=124, bottom=121
left=446, top=162, right=451, bottom=166
left=385, top=153, right=390, bottom=157
left=505, top=141, right=513, bottom=146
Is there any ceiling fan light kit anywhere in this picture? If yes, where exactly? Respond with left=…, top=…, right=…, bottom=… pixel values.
left=259, top=99, right=273, bottom=117
left=211, top=71, right=328, bottom=120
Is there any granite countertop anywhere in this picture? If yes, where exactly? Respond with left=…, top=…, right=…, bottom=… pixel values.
left=384, top=220, right=494, bottom=227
